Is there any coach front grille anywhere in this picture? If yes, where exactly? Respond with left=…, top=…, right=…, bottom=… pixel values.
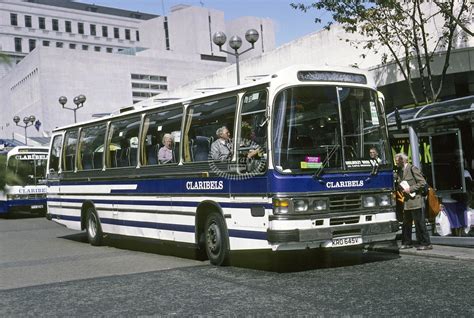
left=329, top=194, right=361, bottom=211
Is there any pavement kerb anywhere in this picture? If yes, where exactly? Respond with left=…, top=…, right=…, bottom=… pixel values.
left=369, top=243, right=474, bottom=262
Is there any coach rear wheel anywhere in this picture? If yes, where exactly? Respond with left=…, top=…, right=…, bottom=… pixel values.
left=86, top=207, right=103, bottom=246
left=204, top=212, right=229, bottom=266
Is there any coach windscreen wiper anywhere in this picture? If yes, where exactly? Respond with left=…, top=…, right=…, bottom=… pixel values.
left=313, top=144, right=340, bottom=180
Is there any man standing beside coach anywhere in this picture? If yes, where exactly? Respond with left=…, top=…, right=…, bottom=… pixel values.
left=395, top=152, right=433, bottom=250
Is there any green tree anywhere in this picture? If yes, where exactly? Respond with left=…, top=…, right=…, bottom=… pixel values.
left=0, top=154, right=6, bottom=190
left=291, top=0, right=472, bottom=106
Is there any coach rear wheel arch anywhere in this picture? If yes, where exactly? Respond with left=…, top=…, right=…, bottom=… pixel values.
left=85, top=206, right=103, bottom=246
left=204, top=212, right=230, bottom=266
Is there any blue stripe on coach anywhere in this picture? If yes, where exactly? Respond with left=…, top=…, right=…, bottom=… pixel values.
left=47, top=197, right=273, bottom=209
left=50, top=213, right=267, bottom=240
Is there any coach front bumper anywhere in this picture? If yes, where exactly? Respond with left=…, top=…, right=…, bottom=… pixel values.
left=267, top=220, right=399, bottom=245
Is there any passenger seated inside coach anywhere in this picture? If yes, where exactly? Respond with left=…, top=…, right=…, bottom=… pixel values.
left=158, top=133, right=174, bottom=164
left=210, top=126, right=232, bottom=161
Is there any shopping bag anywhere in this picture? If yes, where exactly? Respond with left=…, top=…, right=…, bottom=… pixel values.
left=466, top=208, right=474, bottom=229
left=426, top=187, right=441, bottom=221
left=435, top=208, right=451, bottom=236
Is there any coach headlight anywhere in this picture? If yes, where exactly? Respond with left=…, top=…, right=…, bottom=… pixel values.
left=363, top=196, right=376, bottom=208
left=378, top=194, right=391, bottom=207
left=293, top=199, right=308, bottom=212
left=273, top=198, right=290, bottom=214
left=313, top=199, right=328, bottom=211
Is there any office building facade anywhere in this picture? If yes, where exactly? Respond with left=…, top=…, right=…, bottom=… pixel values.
left=0, top=0, right=275, bottom=141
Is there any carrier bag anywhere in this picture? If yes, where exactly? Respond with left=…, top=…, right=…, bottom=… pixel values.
left=466, top=208, right=474, bottom=228
left=426, top=187, right=441, bottom=221
left=435, top=208, right=451, bottom=236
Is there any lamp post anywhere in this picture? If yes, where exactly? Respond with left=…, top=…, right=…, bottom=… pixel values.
left=212, top=29, right=259, bottom=85
left=58, top=94, right=86, bottom=123
left=13, top=115, right=35, bottom=145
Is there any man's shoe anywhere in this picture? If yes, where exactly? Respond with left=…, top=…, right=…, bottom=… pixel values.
left=417, top=245, right=433, bottom=250
left=400, top=244, right=413, bottom=249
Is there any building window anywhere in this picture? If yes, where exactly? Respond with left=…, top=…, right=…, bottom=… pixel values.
left=65, top=21, right=71, bottom=33
left=131, top=74, right=167, bottom=81
left=130, top=73, right=168, bottom=101
left=164, top=18, right=170, bottom=50
left=39, top=17, right=46, bottom=30
left=14, top=37, right=22, bottom=52
left=43, top=40, right=50, bottom=47
left=78, top=22, right=84, bottom=34
left=56, top=42, right=63, bottom=48
left=102, top=26, right=108, bottom=37
left=114, top=27, right=119, bottom=39
left=94, top=46, right=101, bottom=52
left=106, top=47, right=113, bottom=53
left=132, top=83, right=168, bottom=90
left=201, top=54, right=226, bottom=62
left=25, top=15, right=32, bottom=28
left=69, top=43, right=76, bottom=49
left=82, top=45, right=88, bottom=51
left=52, top=19, right=59, bottom=31
left=10, top=13, right=18, bottom=26
left=29, top=39, right=36, bottom=52
left=90, top=24, right=96, bottom=36
left=125, top=29, right=131, bottom=40
left=136, top=30, right=140, bottom=42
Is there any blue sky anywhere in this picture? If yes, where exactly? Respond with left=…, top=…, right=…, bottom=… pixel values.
left=84, top=0, right=329, bottom=46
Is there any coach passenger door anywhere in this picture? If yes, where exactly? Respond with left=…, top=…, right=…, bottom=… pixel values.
left=47, top=134, right=63, bottom=213
left=237, top=89, right=268, bottom=176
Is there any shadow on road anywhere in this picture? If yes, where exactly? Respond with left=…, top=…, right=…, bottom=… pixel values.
left=59, top=231, right=400, bottom=272
left=229, top=244, right=400, bottom=273
left=0, top=211, right=44, bottom=220
left=59, top=232, right=203, bottom=261
left=59, top=232, right=89, bottom=243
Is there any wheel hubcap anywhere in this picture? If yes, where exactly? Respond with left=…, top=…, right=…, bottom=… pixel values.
left=88, top=213, right=97, bottom=238
left=207, top=222, right=221, bottom=255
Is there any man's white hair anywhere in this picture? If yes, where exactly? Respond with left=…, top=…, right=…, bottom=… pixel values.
left=395, top=152, right=408, bottom=162
left=216, top=126, right=228, bottom=137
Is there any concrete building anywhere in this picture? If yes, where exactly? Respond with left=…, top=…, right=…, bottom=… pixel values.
left=0, top=0, right=275, bottom=141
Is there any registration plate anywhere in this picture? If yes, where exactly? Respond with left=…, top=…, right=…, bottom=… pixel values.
left=331, top=236, right=362, bottom=247
left=31, top=205, right=44, bottom=209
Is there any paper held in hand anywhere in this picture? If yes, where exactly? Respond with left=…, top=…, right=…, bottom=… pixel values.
left=400, top=181, right=416, bottom=198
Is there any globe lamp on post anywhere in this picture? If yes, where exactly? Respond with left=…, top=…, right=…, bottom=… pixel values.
left=212, top=29, right=259, bottom=85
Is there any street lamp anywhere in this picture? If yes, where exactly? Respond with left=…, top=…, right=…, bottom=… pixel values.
left=58, top=94, right=86, bottom=123
left=212, top=29, right=259, bottom=85
left=13, top=115, right=35, bottom=145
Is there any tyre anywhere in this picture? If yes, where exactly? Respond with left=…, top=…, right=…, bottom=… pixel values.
left=86, top=206, right=103, bottom=246
left=204, top=212, right=230, bottom=266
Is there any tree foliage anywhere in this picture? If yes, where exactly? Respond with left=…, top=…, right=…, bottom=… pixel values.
left=0, top=154, right=22, bottom=190
left=0, top=154, right=7, bottom=190
left=291, top=0, right=472, bottom=106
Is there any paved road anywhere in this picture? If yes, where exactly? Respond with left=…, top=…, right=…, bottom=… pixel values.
left=0, top=214, right=203, bottom=290
left=1, top=215, right=473, bottom=316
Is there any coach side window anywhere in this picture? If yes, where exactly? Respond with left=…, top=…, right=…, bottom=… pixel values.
left=77, top=123, right=107, bottom=170
left=107, top=116, right=141, bottom=168
left=62, top=129, right=78, bottom=171
left=48, top=135, right=63, bottom=173
left=183, top=96, right=237, bottom=162
left=141, top=106, right=182, bottom=166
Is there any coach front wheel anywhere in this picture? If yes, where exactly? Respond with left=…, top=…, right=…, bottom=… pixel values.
left=204, top=212, right=230, bottom=266
left=86, top=207, right=103, bottom=246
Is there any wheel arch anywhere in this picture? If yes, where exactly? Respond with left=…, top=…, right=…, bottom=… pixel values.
left=195, top=200, right=227, bottom=250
